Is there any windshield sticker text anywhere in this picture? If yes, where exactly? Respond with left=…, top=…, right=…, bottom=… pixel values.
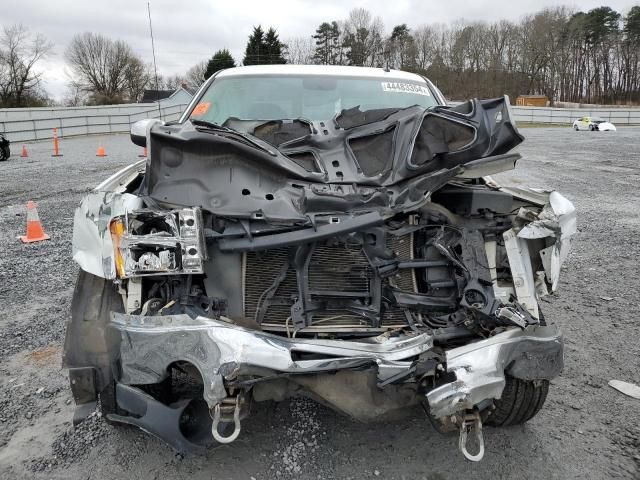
left=381, top=82, right=431, bottom=96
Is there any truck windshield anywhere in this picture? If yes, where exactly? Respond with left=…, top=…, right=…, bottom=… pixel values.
left=188, top=75, right=438, bottom=124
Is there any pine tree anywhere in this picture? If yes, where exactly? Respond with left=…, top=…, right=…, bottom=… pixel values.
left=313, top=21, right=341, bottom=65
left=243, top=26, right=286, bottom=65
left=344, top=27, right=369, bottom=66
left=243, top=26, right=265, bottom=65
left=264, top=28, right=287, bottom=64
left=388, top=24, right=416, bottom=70
left=313, top=22, right=332, bottom=64
left=204, top=49, right=236, bottom=80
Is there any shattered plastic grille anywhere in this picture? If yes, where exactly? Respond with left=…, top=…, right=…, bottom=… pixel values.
left=243, top=234, right=415, bottom=331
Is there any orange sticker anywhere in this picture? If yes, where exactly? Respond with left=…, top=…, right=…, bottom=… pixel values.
left=191, top=102, right=211, bottom=116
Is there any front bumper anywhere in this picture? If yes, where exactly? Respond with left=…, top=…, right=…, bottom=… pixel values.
left=426, top=326, right=563, bottom=418
left=111, top=313, right=563, bottom=418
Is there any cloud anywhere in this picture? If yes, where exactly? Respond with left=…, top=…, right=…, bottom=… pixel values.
left=3, top=0, right=638, bottom=101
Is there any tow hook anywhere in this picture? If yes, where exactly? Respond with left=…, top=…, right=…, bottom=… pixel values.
left=211, top=393, right=242, bottom=444
left=458, top=410, right=485, bottom=462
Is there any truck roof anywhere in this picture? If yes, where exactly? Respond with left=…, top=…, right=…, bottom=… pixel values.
left=216, top=64, right=427, bottom=82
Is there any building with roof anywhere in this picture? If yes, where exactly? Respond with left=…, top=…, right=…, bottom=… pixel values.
left=141, top=84, right=194, bottom=107
left=516, top=95, right=549, bottom=107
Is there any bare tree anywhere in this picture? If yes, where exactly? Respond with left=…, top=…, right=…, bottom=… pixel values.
left=413, top=25, right=437, bottom=71
left=0, top=57, right=11, bottom=104
left=343, top=8, right=385, bottom=66
left=126, top=57, right=152, bottom=102
left=285, top=36, right=315, bottom=64
left=62, top=79, right=87, bottom=106
left=291, top=5, right=640, bottom=104
left=384, top=24, right=417, bottom=70
left=155, top=73, right=185, bottom=91
left=185, top=60, right=208, bottom=88
left=65, top=5, right=640, bottom=106
left=65, top=32, right=148, bottom=104
left=0, top=24, right=53, bottom=107
left=165, top=74, right=186, bottom=90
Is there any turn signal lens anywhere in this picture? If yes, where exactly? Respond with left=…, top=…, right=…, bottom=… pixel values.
left=109, top=218, right=126, bottom=278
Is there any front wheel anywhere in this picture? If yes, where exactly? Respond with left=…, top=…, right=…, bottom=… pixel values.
left=573, top=125, right=579, bottom=131
left=485, top=375, right=550, bottom=427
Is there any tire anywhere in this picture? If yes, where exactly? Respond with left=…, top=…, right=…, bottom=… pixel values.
left=589, top=125, right=595, bottom=131
left=0, top=145, right=9, bottom=161
left=486, top=375, right=550, bottom=427
left=573, top=125, right=579, bottom=131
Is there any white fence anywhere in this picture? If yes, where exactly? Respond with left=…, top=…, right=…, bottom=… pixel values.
left=510, top=105, right=640, bottom=125
left=1, top=102, right=639, bottom=142
left=0, top=103, right=189, bottom=142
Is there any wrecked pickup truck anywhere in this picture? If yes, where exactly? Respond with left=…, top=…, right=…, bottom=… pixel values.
left=64, top=65, right=576, bottom=461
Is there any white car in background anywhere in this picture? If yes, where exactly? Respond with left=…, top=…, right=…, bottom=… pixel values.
left=572, top=116, right=617, bottom=131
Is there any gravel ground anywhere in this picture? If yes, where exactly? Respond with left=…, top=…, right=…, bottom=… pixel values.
left=0, top=129, right=639, bottom=479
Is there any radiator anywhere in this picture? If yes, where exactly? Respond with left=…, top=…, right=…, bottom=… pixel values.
left=243, top=233, right=415, bottom=332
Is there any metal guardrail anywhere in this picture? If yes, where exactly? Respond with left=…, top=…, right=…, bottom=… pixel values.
left=2, top=102, right=639, bottom=142
left=0, top=103, right=188, bottom=142
left=448, top=101, right=640, bottom=125
left=510, top=106, right=640, bottom=125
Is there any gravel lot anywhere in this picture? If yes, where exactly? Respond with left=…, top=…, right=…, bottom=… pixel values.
left=0, top=128, right=639, bottom=479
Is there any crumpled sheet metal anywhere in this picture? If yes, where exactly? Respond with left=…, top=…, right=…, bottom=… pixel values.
left=112, top=313, right=563, bottom=419
left=72, top=192, right=143, bottom=279
left=110, top=313, right=434, bottom=407
left=516, top=191, right=577, bottom=291
left=426, top=325, right=563, bottom=418
left=140, top=97, right=521, bottom=221
left=503, top=228, right=539, bottom=317
left=94, top=160, right=145, bottom=193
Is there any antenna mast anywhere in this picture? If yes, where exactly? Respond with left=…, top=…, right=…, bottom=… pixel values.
left=147, top=1, right=162, bottom=120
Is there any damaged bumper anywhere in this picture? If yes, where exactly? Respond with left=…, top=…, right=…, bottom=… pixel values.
left=111, top=312, right=435, bottom=406
left=111, top=312, right=562, bottom=418
left=426, top=325, right=563, bottom=418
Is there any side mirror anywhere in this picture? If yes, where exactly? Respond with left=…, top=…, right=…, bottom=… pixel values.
left=130, top=118, right=163, bottom=147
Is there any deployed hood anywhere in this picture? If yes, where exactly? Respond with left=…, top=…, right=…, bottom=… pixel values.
left=139, top=96, right=523, bottom=221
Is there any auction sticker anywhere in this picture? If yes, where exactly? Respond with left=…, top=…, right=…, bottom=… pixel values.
left=381, top=82, right=431, bottom=96
left=191, top=102, right=211, bottom=116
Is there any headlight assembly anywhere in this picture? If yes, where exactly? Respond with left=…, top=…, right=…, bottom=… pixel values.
left=110, top=207, right=206, bottom=278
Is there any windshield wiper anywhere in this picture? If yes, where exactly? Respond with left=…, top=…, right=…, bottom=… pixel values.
left=190, top=118, right=278, bottom=156
left=190, top=118, right=237, bottom=132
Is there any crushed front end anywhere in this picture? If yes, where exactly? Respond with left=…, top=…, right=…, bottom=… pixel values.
left=64, top=95, right=575, bottom=461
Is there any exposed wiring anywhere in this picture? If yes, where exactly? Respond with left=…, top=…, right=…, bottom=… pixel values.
left=285, top=316, right=292, bottom=338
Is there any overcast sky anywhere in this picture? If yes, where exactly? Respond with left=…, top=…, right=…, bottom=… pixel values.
left=4, top=0, right=639, bottom=101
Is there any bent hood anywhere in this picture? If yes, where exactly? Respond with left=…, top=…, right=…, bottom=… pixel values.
left=139, top=96, right=523, bottom=221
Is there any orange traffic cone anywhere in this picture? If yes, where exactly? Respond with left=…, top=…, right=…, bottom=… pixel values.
left=138, top=147, right=147, bottom=158
left=52, top=128, right=63, bottom=157
left=21, top=145, right=28, bottom=157
left=96, top=145, right=107, bottom=157
left=20, top=201, right=50, bottom=243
